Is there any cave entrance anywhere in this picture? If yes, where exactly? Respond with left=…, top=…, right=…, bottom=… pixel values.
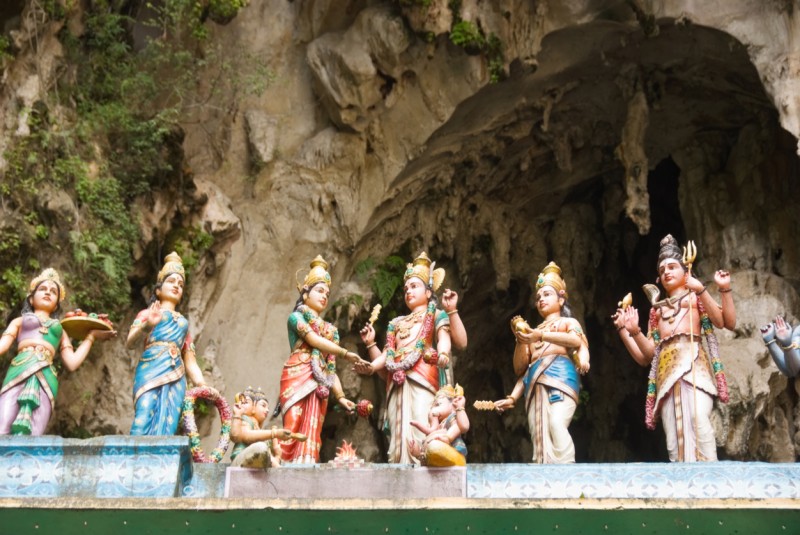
left=347, top=19, right=799, bottom=462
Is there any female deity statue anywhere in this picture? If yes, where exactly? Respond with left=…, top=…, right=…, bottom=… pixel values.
left=761, top=316, right=800, bottom=377
left=615, top=234, right=735, bottom=462
left=230, top=387, right=291, bottom=468
left=492, top=262, right=590, bottom=464
left=126, top=252, right=207, bottom=435
left=355, top=252, right=453, bottom=464
left=278, top=256, right=359, bottom=464
left=0, top=268, right=116, bottom=435
left=407, top=383, right=469, bottom=466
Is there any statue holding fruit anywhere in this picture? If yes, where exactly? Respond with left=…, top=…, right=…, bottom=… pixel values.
left=0, top=268, right=116, bottom=435
left=126, top=252, right=207, bottom=435
left=491, top=262, right=589, bottom=464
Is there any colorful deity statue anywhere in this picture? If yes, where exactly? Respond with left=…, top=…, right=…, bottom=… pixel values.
left=407, top=383, right=469, bottom=466
left=761, top=316, right=800, bottom=377
left=615, top=235, right=735, bottom=462
left=355, top=252, right=454, bottom=463
left=230, top=387, right=292, bottom=468
left=493, top=262, right=589, bottom=464
left=0, top=268, right=116, bottom=435
left=278, top=256, right=360, bottom=464
left=127, top=252, right=208, bottom=435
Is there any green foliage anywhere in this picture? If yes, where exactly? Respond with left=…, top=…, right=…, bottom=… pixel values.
left=355, top=255, right=406, bottom=308
left=166, top=225, right=215, bottom=278
left=447, top=11, right=505, bottom=83
left=449, top=20, right=484, bottom=49
left=0, top=35, right=13, bottom=65
left=0, top=0, right=262, bottom=317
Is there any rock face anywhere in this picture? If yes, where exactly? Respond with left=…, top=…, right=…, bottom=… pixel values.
left=1, top=0, right=799, bottom=463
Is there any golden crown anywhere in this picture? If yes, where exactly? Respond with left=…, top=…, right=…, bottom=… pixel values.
left=157, top=252, right=185, bottom=284
left=29, top=268, right=66, bottom=302
left=535, top=261, right=568, bottom=299
left=297, top=255, right=331, bottom=291
left=436, top=383, right=464, bottom=399
left=404, top=252, right=445, bottom=291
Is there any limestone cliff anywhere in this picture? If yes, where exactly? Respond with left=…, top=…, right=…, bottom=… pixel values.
left=0, top=0, right=799, bottom=462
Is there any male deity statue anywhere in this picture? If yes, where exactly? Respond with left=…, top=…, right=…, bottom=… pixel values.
left=356, top=252, right=453, bottom=463
left=615, top=235, right=734, bottom=462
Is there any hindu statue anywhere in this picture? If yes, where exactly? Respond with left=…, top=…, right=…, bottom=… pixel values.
left=761, top=316, right=800, bottom=377
left=278, top=256, right=359, bottom=464
left=492, top=262, right=589, bottom=464
left=407, top=383, right=469, bottom=466
left=230, top=387, right=292, bottom=468
left=0, top=268, right=116, bottom=435
left=355, top=252, right=454, bottom=464
left=615, top=235, right=735, bottom=462
left=126, top=252, right=207, bottom=435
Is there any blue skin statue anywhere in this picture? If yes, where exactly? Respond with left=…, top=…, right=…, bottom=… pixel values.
left=761, top=316, right=800, bottom=377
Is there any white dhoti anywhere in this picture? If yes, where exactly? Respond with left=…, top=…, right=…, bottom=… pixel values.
left=385, top=375, right=435, bottom=464
left=526, top=393, right=577, bottom=464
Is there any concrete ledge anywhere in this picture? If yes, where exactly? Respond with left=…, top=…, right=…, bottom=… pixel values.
left=225, top=464, right=467, bottom=498
left=0, top=435, right=192, bottom=498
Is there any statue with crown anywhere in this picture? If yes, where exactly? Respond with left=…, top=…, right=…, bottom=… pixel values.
left=354, top=252, right=456, bottom=464
left=0, top=268, right=117, bottom=435
left=614, top=235, right=735, bottom=462
left=126, top=252, right=209, bottom=436
left=490, top=262, right=589, bottom=464
left=276, top=256, right=363, bottom=464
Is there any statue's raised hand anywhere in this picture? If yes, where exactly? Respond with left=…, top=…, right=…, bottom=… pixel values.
left=146, top=301, right=162, bottom=328
left=359, top=323, right=375, bottom=346
left=441, top=289, right=459, bottom=313
left=714, top=269, right=731, bottom=291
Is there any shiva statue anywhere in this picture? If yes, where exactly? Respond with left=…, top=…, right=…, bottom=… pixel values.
left=0, top=268, right=116, bottom=435
left=355, top=252, right=453, bottom=464
left=493, top=262, right=589, bottom=463
left=761, top=316, right=800, bottom=377
left=408, top=383, right=469, bottom=466
left=615, top=234, right=735, bottom=462
left=230, top=387, right=292, bottom=468
left=278, top=256, right=360, bottom=464
left=127, top=252, right=207, bottom=435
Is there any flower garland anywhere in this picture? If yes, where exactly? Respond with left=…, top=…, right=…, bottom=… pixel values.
left=385, top=301, right=436, bottom=385
left=298, top=305, right=338, bottom=396
left=181, top=386, right=232, bottom=463
left=644, top=297, right=729, bottom=430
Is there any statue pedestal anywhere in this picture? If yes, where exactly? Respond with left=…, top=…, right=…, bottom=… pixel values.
left=0, top=435, right=192, bottom=498
left=225, top=464, right=467, bottom=498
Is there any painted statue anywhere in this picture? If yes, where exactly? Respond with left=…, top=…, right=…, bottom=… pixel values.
left=230, top=387, right=292, bottom=468
left=761, top=316, right=800, bottom=377
left=407, top=383, right=469, bottom=466
left=126, top=252, right=207, bottom=435
left=0, top=268, right=116, bottom=435
left=493, top=262, right=590, bottom=464
left=355, top=252, right=453, bottom=463
left=615, top=235, right=734, bottom=462
left=278, top=256, right=359, bottom=464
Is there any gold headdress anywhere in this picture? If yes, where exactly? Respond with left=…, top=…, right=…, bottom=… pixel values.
left=236, top=386, right=268, bottom=404
left=404, top=252, right=445, bottom=291
left=29, top=268, right=66, bottom=302
left=157, top=252, right=185, bottom=284
left=435, top=383, right=464, bottom=399
left=535, top=261, right=568, bottom=299
left=297, top=255, right=331, bottom=292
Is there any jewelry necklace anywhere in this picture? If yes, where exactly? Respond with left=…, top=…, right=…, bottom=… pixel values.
left=397, top=309, right=426, bottom=340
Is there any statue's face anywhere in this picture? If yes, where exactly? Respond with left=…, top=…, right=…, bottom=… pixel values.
left=535, top=285, right=563, bottom=317
left=404, top=277, right=430, bottom=310
left=158, top=273, right=184, bottom=304
left=432, top=395, right=454, bottom=418
left=238, top=395, right=254, bottom=416
left=31, top=280, right=60, bottom=314
left=658, top=259, right=686, bottom=292
left=304, top=283, right=330, bottom=313
left=253, top=399, right=270, bottom=424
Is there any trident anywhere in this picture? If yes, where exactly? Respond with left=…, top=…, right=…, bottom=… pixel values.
left=682, top=240, right=701, bottom=461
